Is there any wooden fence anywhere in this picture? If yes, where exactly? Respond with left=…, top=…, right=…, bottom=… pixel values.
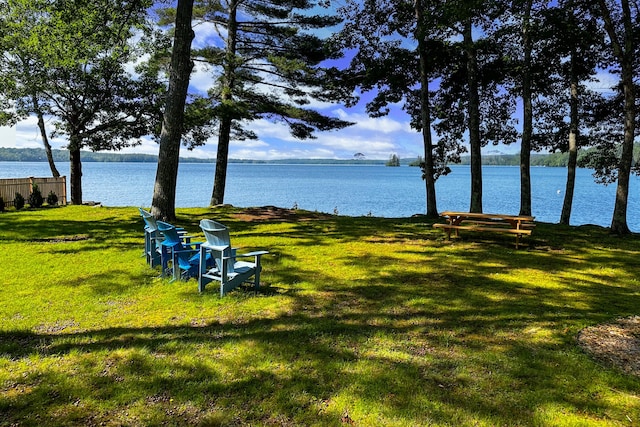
left=0, top=176, right=67, bottom=206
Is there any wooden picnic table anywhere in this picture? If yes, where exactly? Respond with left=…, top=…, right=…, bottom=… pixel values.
left=433, top=211, right=536, bottom=249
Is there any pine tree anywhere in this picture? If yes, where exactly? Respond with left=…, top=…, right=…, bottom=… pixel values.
left=192, top=0, right=353, bottom=206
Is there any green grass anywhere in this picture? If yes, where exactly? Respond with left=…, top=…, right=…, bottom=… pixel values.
left=1, top=205, right=639, bottom=426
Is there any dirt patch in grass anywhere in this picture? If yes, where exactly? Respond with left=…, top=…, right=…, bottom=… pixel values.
left=578, top=316, right=640, bottom=377
left=232, top=205, right=331, bottom=222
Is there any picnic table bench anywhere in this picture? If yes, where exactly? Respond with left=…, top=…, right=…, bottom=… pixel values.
left=433, top=211, right=536, bottom=249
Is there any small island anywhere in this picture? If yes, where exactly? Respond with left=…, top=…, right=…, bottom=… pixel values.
left=385, top=153, right=401, bottom=167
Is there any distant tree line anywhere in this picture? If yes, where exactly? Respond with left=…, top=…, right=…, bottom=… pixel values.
left=5, top=146, right=639, bottom=167
left=459, top=145, right=640, bottom=167
left=0, top=147, right=214, bottom=163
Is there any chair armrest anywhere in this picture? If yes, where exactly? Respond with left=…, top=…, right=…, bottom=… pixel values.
left=161, top=240, right=203, bottom=250
left=237, top=251, right=269, bottom=258
left=202, top=244, right=229, bottom=252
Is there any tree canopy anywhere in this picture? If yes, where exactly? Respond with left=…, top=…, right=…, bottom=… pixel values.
left=0, top=0, right=161, bottom=204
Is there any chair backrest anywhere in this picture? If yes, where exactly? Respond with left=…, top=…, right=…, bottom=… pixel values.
left=157, top=221, right=185, bottom=250
left=200, top=219, right=231, bottom=250
left=139, top=208, right=158, bottom=232
left=157, top=221, right=200, bottom=273
left=200, top=219, right=235, bottom=274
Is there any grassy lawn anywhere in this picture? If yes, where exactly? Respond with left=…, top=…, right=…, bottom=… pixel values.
left=1, top=205, right=639, bottom=426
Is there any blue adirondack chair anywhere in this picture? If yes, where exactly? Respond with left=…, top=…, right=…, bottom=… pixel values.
left=198, top=219, right=268, bottom=296
left=157, top=221, right=211, bottom=282
left=139, top=208, right=161, bottom=267
left=139, top=208, right=191, bottom=268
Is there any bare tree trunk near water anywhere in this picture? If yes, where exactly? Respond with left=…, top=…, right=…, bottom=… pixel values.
left=210, top=0, right=239, bottom=206
left=151, top=0, right=195, bottom=221
left=560, top=53, right=579, bottom=226
left=519, top=0, right=533, bottom=217
left=464, top=18, right=482, bottom=213
left=69, top=136, right=82, bottom=204
left=32, top=94, right=60, bottom=178
left=415, top=0, right=438, bottom=217
left=594, top=0, right=635, bottom=235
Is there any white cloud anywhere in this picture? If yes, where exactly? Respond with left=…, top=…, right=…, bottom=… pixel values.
left=242, top=119, right=300, bottom=142
left=193, top=21, right=222, bottom=49
left=0, top=126, right=16, bottom=146
left=189, top=64, right=216, bottom=94
left=2, top=104, right=426, bottom=160
left=296, top=96, right=344, bottom=111
left=118, top=137, right=160, bottom=156
left=231, top=147, right=337, bottom=160
left=13, top=116, right=69, bottom=150
left=312, top=133, right=395, bottom=152
left=2, top=81, right=427, bottom=161
left=233, top=139, right=269, bottom=149
left=335, top=109, right=410, bottom=134
left=181, top=146, right=215, bottom=159
left=587, top=70, right=619, bottom=95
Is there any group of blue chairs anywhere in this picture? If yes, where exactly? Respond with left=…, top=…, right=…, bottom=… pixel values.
left=139, top=208, right=268, bottom=296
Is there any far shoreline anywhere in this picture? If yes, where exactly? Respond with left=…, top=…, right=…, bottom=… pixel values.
left=1, top=147, right=575, bottom=167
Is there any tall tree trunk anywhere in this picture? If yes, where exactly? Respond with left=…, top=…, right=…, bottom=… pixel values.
left=610, top=61, right=634, bottom=234
left=151, top=0, right=195, bottom=221
left=519, top=0, right=533, bottom=216
left=32, top=94, right=60, bottom=178
left=560, top=50, right=579, bottom=225
left=596, top=0, right=635, bottom=234
left=210, top=0, right=239, bottom=206
left=415, top=0, right=438, bottom=217
left=69, top=134, right=82, bottom=204
left=464, top=18, right=482, bottom=213
left=211, top=118, right=232, bottom=206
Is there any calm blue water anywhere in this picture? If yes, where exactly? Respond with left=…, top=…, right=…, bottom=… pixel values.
left=2, top=161, right=639, bottom=231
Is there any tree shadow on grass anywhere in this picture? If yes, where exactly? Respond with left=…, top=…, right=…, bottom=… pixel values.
left=3, top=246, right=640, bottom=426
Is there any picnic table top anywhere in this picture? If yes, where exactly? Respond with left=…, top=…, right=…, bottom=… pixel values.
left=440, top=211, right=535, bottom=222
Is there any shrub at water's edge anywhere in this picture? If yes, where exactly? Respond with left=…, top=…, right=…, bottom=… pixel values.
left=46, top=190, right=58, bottom=206
left=27, top=184, right=43, bottom=208
left=13, top=192, right=24, bottom=210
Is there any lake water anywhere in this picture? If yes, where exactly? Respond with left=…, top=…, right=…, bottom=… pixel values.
left=2, top=161, right=639, bottom=231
